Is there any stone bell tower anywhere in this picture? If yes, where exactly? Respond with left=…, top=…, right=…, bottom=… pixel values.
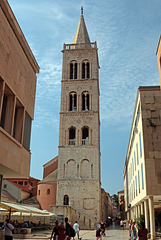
left=57, top=8, right=101, bottom=222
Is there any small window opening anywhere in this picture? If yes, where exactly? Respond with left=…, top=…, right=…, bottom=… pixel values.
left=64, top=195, right=69, bottom=205
left=82, top=127, right=89, bottom=145
left=70, top=63, right=73, bottom=79
left=47, top=189, right=50, bottom=195
left=69, top=127, right=76, bottom=145
left=82, top=63, right=85, bottom=79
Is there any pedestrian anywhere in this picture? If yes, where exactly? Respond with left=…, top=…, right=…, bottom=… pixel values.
left=55, top=224, right=70, bottom=240
left=65, top=217, right=71, bottom=238
left=4, top=218, right=14, bottom=240
left=131, top=221, right=137, bottom=240
left=120, top=219, right=124, bottom=230
left=100, top=221, right=105, bottom=236
left=73, top=221, right=80, bottom=239
left=50, top=220, right=59, bottom=240
left=96, top=225, right=102, bottom=240
left=138, top=222, right=148, bottom=240
left=129, top=219, right=132, bottom=240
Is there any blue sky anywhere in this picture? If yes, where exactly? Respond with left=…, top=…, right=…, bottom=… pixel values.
left=8, top=0, right=161, bottom=195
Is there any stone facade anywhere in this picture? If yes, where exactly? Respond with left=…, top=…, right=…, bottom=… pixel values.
left=56, top=12, right=101, bottom=223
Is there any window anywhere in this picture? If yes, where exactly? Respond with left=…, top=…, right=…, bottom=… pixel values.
left=82, top=126, right=89, bottom=145
left=136, top=143, right=139, bottom=165
left=47, top=189, right=50, bottom=195
left=134, top=151, right=136, bottom=171
left=64, top=195, right=69, bottom=205
left=138, top=170, right=140, bottom=193
left=82, top=92, right=90, bottom=111
left=70, top=62, right=77, bottom=80
left=69, top=92, right=77, bottom=111
left=38, top=190, right=40, bottom=195
left=135, top=176, right=137, bottom=196
left=82, top=62, right=85, bottom=79
left=141, top=164, right=144, bottom=190
left=13, top=100, right=24, bottom=143
left=82, top=60, right=90, bottom=79
left=23, top=112, right=32, bottom=151
left=0, top=93, right=7, bottom=128
left=69, top=127, right=76, bottom=145
left=139, top=132, right=142, bottom=158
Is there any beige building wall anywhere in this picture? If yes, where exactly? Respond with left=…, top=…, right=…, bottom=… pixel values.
left=0, top=0, right=39, bottom=182
left=124, top=87, right=161, bottom=240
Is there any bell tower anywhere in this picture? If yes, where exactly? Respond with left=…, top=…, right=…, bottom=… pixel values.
left=57, top=8, right=101, bottom=222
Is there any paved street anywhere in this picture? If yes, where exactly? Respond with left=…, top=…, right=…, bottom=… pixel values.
left=13, top=224, right=129, bottom=240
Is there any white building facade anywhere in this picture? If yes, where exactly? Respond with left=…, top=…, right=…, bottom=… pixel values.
left=124, top=86, right=161, bottom=240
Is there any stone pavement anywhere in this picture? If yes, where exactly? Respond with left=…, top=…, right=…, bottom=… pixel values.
left=13, top=225, right=129, bottom=240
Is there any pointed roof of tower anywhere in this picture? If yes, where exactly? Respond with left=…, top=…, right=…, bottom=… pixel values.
left=73, top=7, right=90, bottom=44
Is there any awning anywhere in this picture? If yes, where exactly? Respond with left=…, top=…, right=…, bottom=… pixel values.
left=0, top=207, right=9, bottom=215
left=0, top=201, right=56, bottom=217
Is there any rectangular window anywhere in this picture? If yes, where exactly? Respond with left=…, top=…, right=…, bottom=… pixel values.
left=135, top=176, right=137, bottom=196
left=0, top=93, right=8, bottom=128
left=134, top=151, right=136, bottom=171
left=23, top=112, right=32, bottom=151
left=136, top=143, right=139, bottom=165
left=141, top=164, right=144, bottom=190
left=138, top=170, right=140, bottom=193
left=139, top=132, right=142, bottom=158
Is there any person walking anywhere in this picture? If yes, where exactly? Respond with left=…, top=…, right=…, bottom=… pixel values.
left=55, top=224, right=70, bottom=240
left=138, top=222, right=148, bottom=240
left=73, top=221, right=80, bottom=239
left=96, top=225, right=102, bottom=240
left=50, top=220, right=59, bottom=240
left=131, top=221, right=137, bottom=240
left=4, top=219, right=14, bottom=240
left=129, top=219, right=132, bottom=239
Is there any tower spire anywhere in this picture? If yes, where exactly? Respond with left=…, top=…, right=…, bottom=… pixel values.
left=72, top=8, right=90, bottom=44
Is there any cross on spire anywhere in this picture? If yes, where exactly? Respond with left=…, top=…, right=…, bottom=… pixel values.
left=81, top=6, right=83, bottom=16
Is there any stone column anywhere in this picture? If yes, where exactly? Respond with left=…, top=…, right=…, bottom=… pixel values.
left=149, top=196, right=155, bottom=240
left=138, top=204, right=141, bottom=216
left=144, top=199, right=150, bottom=231
left=141, top=202, right=144, bottom=215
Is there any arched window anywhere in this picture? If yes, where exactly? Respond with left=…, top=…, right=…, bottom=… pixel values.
left=82, top=60, right=90, bottom=79
left=70, top=61, right=77, bottom=79
left=82, top=126, right=89, bottom=145
left=47, top=189, right=50, bottom=195
left=64, top=194, right=69, bottom=205
left=69, top=92, right=77, bottom=111
left=69, top=127, right=76, bottom=145
left=82, top=92, right=89, bottom=111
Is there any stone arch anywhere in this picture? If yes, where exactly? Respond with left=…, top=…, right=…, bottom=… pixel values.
left=67, top=159, right=76, bottom=178
left=80, top=159, right=90, bottom=178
